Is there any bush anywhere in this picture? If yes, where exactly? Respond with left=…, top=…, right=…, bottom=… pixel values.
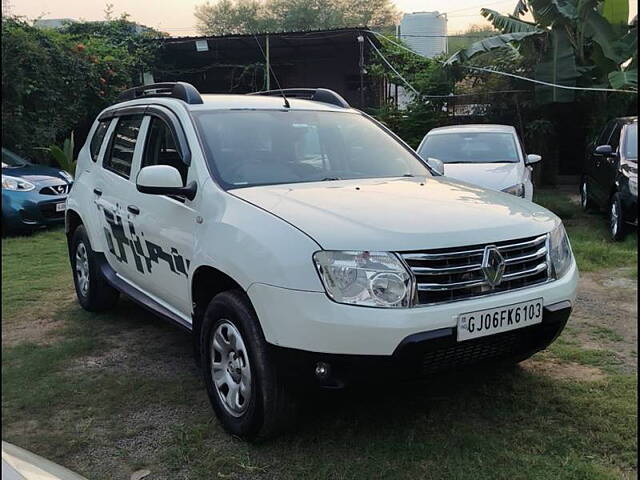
left=1, top=17, right=163, bottom=162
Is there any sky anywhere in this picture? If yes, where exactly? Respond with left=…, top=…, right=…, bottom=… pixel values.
left=7, top=0, right=638, bottom=36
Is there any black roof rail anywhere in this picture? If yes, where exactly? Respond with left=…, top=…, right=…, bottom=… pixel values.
left=248, top=88, right=350, bottom=108
left=116, top=82, right=204, bottom=105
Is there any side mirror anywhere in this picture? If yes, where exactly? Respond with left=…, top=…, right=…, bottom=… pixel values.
left=136, top=165, right=197, bottom=201
left=526, top=154, right=542, bottom=165
left=425, top=157, right=445, bottom=176
left=595, top=145, right=614, bottom=156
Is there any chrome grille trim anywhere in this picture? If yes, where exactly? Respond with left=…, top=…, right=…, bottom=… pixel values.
left=400, top=234, right=551, bottom=305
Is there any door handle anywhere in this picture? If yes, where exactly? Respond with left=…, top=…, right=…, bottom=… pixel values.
left=93, top=188, right=103, bottom=196
left=127, top=205, right=140, bottom=215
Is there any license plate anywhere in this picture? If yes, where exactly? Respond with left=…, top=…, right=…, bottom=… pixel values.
left=457, top=298, right=543, bottom=342
left=56, top=202, right=66, bottom=212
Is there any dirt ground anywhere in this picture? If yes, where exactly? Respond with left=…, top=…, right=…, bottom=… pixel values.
left=3, top=268, right=637, bottom=480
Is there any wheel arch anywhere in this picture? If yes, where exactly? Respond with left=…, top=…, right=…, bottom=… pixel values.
left=65, top=209, right=84, bottom=245
left=191, top=265, right=247, bottom=365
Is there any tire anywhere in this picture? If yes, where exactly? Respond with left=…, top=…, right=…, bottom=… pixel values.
left=70, top=225, right=120, bottom=311
left=608, top=192, right=627, bottom=241
left=200, top=290, right=297, bottom=441
left=580, top=178, right=595, bottom=211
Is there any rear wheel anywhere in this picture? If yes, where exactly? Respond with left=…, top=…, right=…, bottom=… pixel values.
left=580, top=178, right=594, bottom=211
left=201, top=290, right=297, bottom=441
left=70, top=225, right=119, bottom=311
left=608, top=192, right=626, bottom=241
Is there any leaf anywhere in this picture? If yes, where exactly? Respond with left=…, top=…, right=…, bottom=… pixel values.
left=583, top=10, right=625, bottom=64
left=513, top=0, right=529, bottom=17
left=608, top=69, right=638, bottom=89
left=527, top=0, right=578, bottom=27
left=445, top=31, right=545, bottom=64
left=481, top=8, right=542, bottom=33
left=48, top=145, right=72, bottom=171
left=534, top=27, right=580, bottom=103
left=601, top=0, right=629, bottom=27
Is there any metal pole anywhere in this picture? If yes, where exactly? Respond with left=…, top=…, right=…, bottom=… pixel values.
left=265, top=34, right=270, bottom=91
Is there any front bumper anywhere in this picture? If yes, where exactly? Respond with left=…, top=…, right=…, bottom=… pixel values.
left=2, top=190, right=68, bottom=232
left=247, top=260, right=578, bottom=356
left=270, top=301, right=571, bottom=387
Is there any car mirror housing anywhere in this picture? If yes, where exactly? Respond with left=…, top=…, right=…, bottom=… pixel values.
left=526, top=154, right=542, bottom=165
left=425, top=157, right=445, bottom=176
left=136, top=165, right=197, bottom=200
left=595, top=145, right=614, bottom=156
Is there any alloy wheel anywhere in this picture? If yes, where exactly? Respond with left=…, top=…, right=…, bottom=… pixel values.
left=75, top=242, right=90, bottom=297
left=610, top=200, right=619, bottom=237
left=210, top=321, right=252, bottom=417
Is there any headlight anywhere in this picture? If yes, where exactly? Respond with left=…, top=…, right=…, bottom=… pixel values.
left=548, top=222, right=573, bottom=279
left=60, top=170, right=74, bottom=182
left=501, top=183, right=525, bottom=197
left=313, top=251, right=414, bottom=307
left=2, top=175, right=35, bottom=191
left=628, top=176, right=637, bottom=197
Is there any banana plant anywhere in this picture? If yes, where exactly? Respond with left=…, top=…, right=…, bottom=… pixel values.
left=45, top=132, right=77, bottom=176
left=446, top=0, right=637, bottom=102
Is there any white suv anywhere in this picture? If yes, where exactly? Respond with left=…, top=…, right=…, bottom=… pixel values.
left=66, top=83, right=578, bottom=440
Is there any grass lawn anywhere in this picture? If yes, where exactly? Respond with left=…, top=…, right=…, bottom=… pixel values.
left=1, top=190, right=637, bottom=479
left=534, top=189, right=637, bottom=275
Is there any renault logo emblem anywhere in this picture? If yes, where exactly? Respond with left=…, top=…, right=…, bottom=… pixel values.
left=481, top=246, right=505, bottom=287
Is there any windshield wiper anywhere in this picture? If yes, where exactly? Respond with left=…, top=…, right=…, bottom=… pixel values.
left=402, top=173, right=415, bottom=177
left=320, top=177, right=342, bottom=181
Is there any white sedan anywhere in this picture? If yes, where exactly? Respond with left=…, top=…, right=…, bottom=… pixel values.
left=416, top=124, right=541, bottom=200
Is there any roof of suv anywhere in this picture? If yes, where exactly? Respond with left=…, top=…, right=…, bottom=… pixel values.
left=426, top=124, right=516, bottom=135
left=107, top=94, right=352, bottom=115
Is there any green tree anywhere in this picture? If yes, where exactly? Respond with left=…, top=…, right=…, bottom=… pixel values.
left=194, top=0, right=400, bottom=35
left=446, top=0, right=638, bottom=102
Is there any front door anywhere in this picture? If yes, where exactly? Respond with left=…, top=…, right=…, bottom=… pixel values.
left=126, top=113, right=197, bottom=320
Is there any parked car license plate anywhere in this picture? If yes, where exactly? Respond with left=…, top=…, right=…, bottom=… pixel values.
left=457, top=298, right=543, bottom=342
left=56, top=202, right=66, bottom=212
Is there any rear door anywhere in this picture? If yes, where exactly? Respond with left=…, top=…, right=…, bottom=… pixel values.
left=96, top=113, right=147, bottom=285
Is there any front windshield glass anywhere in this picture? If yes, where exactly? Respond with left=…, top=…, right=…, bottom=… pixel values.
left=418, top=132, right=520, bottom=164
left=194, top=110, right=430, bottom=188
left=1, top=148, right=29, bottom=168
left=624, top=123, right=637, bottom=159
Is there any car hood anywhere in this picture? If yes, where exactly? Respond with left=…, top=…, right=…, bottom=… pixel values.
left=231, top=176, right=558, bottom=251
left=441, top=162, right=523, bottom=192
left=1, top=164, right=69, bottom=185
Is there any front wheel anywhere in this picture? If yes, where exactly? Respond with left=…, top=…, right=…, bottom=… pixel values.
left=201, top=290, right=297, bottom=441
left=70, top=225, right=120, bottom=311
left=609, top=192, right=627, bottom=241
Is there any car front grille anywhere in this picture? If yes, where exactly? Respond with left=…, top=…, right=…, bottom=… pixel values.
left=400, top=234, right=551, bottom=306
left=39, top=202, right=65, bottom=219
left=420, top=323, right=556, bottom=374
left=40, top=184, right=70, bottom=195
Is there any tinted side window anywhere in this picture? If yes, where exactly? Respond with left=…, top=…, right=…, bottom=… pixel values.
left=104, top=116, right=143, bottom=178
left=597, top=121, right=615, bottom=146
left=90, top=120, right=110, bottom=162
left=608, top=124, right=622, bottom=150
left=141, top=117, right=187, bottom=184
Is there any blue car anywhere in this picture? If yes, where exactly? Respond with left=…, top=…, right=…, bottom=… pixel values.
left=2, top=148, right=73, bottom=233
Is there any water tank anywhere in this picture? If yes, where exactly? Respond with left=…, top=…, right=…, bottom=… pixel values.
left=399, top=12, right=448, bottom=58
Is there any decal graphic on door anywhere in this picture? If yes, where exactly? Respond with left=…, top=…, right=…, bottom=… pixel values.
left=103, top=209, right=190, bottom=277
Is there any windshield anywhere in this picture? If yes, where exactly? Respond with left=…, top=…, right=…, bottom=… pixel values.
left=418, top=132, right=521, bottom=164
left=624, top=123, right=637, bottom=159
left=194, top=110, right=430, bottom=188
left=1, top=148, right=29, bottom=168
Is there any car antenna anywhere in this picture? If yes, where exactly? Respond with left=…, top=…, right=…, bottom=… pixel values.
left=253, top=34, right=290, bottom=109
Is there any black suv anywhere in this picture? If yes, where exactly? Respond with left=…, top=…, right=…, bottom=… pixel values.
left=581, top=116, right=637, bottom=240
